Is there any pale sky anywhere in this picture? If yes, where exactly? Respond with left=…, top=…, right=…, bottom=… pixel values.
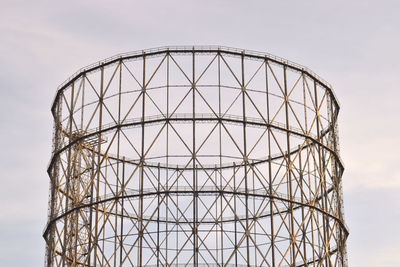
left=0, top=0, right=399, bottom=266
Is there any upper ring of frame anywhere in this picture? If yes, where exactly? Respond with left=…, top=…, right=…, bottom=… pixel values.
left=51, top=46, right=340, bottom=114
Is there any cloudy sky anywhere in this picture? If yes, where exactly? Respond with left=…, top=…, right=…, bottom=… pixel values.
left=1, top=0, right=399, bottom=266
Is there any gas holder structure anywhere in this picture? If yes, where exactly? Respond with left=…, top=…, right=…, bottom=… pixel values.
left=44, top=46, right=348, bottom=267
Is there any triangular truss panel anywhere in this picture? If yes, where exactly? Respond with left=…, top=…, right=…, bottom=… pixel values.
left=45, top=47, right=347, bottom=267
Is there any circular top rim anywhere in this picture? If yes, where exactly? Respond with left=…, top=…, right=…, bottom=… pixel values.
left=51, top=45, right=340, bottom=112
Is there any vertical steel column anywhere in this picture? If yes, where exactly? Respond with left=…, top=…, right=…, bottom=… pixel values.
left=252, top=160, right=256, bottom=265
left=240, top=52, right=251, bottom=267
left=46, top=97, right=61, bottom=266
left=298, top=145, right=307, bottom=261
left=119, top=157, right=125, bottom=266
left=72, top=139, right=79, bottom=265
left=265, top=60, right=276, bottom=267
left=93, top=66, right=104, bottom=265
left=217, top=51, right=224, bottom=266
left=283, top=65, right=296, bottom=265
left=165, top=52, right=170, bottom=265
left=139, top=54, right=146, bottom=267
left=87, top=145, right=95, bottom=266
left=62, top=82, right=74, bottom=266
left=114, top=60, right=122, bottom=267
left=233, top=162, right=238, bottom=266
left=176, top=165, right=179, bottom=266
left=192, top=49, right=199, bottom=266
left=157, top=163, right=161, bottom=267
left=214, top=166, right=219, bottom=264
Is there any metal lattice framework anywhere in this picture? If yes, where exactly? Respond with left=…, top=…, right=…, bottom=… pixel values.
left=44, top=46, right=348, bottom=267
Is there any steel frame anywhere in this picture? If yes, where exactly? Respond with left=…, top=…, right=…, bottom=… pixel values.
left=44, top=46, right=348, bottom=267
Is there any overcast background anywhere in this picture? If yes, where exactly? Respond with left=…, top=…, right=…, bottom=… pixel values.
left=1, top=0, right=399, bottom=266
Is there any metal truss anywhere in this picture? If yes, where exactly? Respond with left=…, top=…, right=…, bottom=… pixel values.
left=44, top=46, right=348, bottom=267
